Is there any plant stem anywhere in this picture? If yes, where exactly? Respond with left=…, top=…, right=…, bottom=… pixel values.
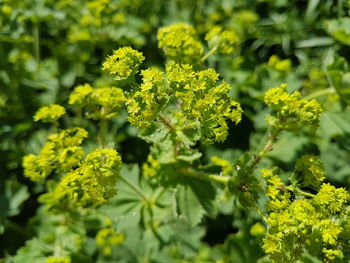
left=33, top=0, right=40, bottom=65
left=200, top=45, right=218, bottom=62
left=98, top=118, right=108, bottom=147
left=33, top=22, right=40, bottom=63
left=286, top=185, right=315, bottom=198
left=184, top=167, right=230, bottom=184
left=248, top=128, right=281, bottom=170
left=207, top=174, right=230, bottom=183
left=303, top=87, right=336, bottom=100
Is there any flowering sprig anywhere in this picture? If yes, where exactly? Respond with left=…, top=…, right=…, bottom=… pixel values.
left=264, top=83, right=323, bottom=131
left=262, top=168, right=349, bottom=262
left=102, top=46, right=145, bottom=81
left=205, top=26, right=239, bottom=56
left=34, top=104, right=66, bottom=123
left=126, top=67, right=167, bottom=128
left=23, top=128, right=88, bottom=182
left=157, top=24, right=204, bottom=64
left=157, top=23, right=239, bottom=64
left=293, top=154, right=326, bottom=189
left=95, top=228, right=125, bottom=256
left=102, top=45, right=243, bottom=175
left=40, top=148, right=121, bottom=210
left=69, top=84, right=125, bottom=120
left=24, top=81, right=124, bottom=211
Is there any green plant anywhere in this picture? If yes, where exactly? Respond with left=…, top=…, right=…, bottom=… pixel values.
left=8, top=23, right=349, bottom=263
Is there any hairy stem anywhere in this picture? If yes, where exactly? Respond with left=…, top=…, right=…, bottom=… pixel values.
left=286, top=185, right=316, bottom=198
left=248, top=128, right=281, bottom=171
left=98, top=118, right=108, bottom=147
left=200, top=45, right=218, bottom=62
left=303, top=87, right=336, bottom=100
left=184, top=167, right=230, bottom=184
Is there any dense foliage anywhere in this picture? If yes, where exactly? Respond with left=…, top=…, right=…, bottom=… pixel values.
left=1, top=0, right=350, bottom=262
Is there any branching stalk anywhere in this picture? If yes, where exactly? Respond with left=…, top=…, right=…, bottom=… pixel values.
left=248, top=128, right=281, bottom=171
left=200, top=45, right=218, bottom=62
left=98, top=118, right=108, bottom=147
left=303, top=87, right=336, bottom=100
left=184, top=167, right=230, bottom=184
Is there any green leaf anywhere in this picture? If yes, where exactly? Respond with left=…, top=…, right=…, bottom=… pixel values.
left=175, top=177, right=217, bottom=226
left=327, top=58, right=350, bottom=105
left=266, top=132, right=308, bottom=163
left=175, top=184, right=204, bottom=227
left=325, top=18, right=350, bottom=45
left=101, top=165, right=144, bottom=230
left=0, top=180, right=29, bottom=229
left=295, top=37, right=334, bottom=48
left=319, top=111, right=350, bottom=139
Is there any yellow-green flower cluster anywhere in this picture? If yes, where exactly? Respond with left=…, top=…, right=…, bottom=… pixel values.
left=261, top=169, right=290, bottom=211
left=262, top=168, right=349, bottom=262
left=22, top=128, right=88, bottom=182
left=322, top=248, right=343, bottom=261
left=22, top=154, right=53, bottom=183
left=34, top=104, right=66, bottom=123
left=142, top=154, right=160, bottom=178
left=263, top=198, right=346, bottom=262
left=120, top=61, right=242, bottom=144
left=65, top=0, right=127, bottom=43
left=69, top=84, right=125, bottom=119
left=40, top=148, right=121, bottom=209
left=68, top=83, right=93, bottom=106
left=264, top=83, right=323, bottom=130
left=267, top=55, right=291, bottom=73
left=167, top=62, right=243, bottom=143
left=126, top=67, right=167, bottom=128
left=205, top=26, right=239, bottom=55
left=157, top=24, right=204, bottom=63
left=263, top=199, right=318, bottom=262
left=294, top=154, right=325, bottom=189
left=45, top=257, right=71, bottom=263
left=96, top=228, right=125, bottom=256
left=102, top=47, right=145, bottom=81
left=314, top=183, right=349, bottom=214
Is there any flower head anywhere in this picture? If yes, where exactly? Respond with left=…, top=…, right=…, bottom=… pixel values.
left=34, top=104, right=66, bottom=123
left=157, top=24, right=203, bottom=63
left=205, top=26, right=239, bottom=55
left=102, top=47, right=145, bottom=81
left=264, top=83, right=323, bottom=130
